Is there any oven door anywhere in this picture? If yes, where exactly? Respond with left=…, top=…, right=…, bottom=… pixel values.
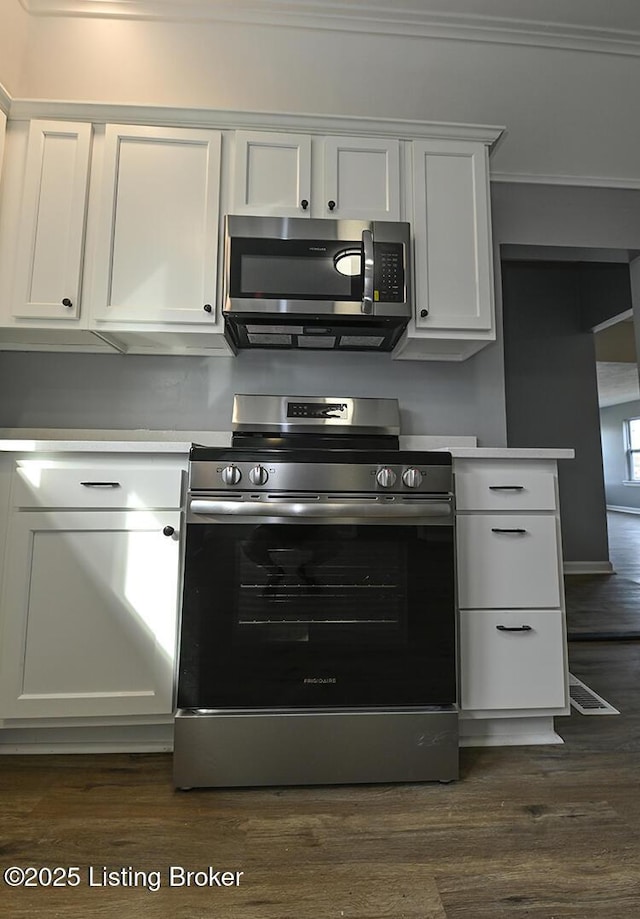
left=177, top=495, right=456, bottom=710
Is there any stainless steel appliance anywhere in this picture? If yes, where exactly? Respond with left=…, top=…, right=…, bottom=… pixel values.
left=222, top=216, right=411, bottom=352
left=173, top=395, right=458, bottom=788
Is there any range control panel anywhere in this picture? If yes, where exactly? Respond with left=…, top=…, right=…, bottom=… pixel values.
left=190, top=460, right=452, bottom=496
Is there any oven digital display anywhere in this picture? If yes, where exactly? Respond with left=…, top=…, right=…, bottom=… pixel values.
left=287, top=402, right=348, bottom=419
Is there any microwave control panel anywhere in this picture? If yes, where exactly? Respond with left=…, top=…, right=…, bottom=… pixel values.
left=373, top=243, right=405, bottom=302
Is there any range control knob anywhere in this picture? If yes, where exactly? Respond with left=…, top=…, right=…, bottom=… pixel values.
left=221, top=464, right=242, bottom=485
left=376, top=467, right=397, bottom=488
left=249, top=464, right=269, bottom=486
left=402, top=467, right=423, bottom=488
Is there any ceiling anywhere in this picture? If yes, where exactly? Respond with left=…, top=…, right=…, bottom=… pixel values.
left=18, top=0, right=640, bottom=52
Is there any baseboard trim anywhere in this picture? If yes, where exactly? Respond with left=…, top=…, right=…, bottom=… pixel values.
left=564, top=560, right=615, bottom=574
left=459, top=716, right=564, bottom=747
left=607, top=505, right=640, bottom=515
left=0, top=722, right=174, bottom=753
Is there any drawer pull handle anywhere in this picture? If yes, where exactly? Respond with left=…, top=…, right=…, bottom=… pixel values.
left=496, top=625, right=533, bottom=632
left=491, top=527, right=527, bottom=534
left=80, top=481, right=121, bottom=488
left=489, top=485, right=524, bottom=491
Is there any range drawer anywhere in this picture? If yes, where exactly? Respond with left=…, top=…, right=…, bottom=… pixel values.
left=455, top=464, right=556, bottom=511
left=457, top=514, right=561, bottom=609
left=13, top=460, right=183, bottom=510
left=459, top=609, right=566, bottom=711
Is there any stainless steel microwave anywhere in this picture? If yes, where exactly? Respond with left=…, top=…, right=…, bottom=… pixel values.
left=222, top=215, right=412, bottom=352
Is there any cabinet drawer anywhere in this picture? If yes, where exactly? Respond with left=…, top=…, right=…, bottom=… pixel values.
left=455, top=467, right=556, bottom=511
left=460, top=609, right=566, bottom=711
left=13, top=461, right=183, bottom=509
left=457, top=514, right=561, bottom=609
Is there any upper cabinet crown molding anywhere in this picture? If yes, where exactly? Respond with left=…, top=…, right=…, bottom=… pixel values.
left=5, top=96, right=505, bottom=148
left=19, top=0, right=640, bottom=57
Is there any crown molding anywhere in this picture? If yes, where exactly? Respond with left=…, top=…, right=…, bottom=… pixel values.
left=5, top=97, right=505, bottom=145
left=18, top=0, right=640, bottom=58
left=491, top=171, right=640, bottom=191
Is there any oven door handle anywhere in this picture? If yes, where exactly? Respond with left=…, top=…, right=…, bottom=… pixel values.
left=189, top=498, right=452, bottom=520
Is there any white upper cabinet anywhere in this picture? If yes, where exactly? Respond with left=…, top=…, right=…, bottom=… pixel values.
left=321, top=136, right=400, bottom=220
left=412, top=140, right=494, bottom=331
left=91, top=124, right=222, bottom=325
left=394, top=138, right=496, bottom=361
left=12, top=120, right=92, bottom=321
left=232, top=131, right=312, bottom=217
left=232, top=130, right=401, bottom=220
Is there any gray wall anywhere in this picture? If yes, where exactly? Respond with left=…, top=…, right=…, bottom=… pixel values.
left=0, top=345, right=505, bottom=441
left=601, top=399, right=640, bottom=511
left=501, top=261, right=633, bottom=564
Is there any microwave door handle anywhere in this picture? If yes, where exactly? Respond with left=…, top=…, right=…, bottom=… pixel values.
left=361, top=229, right=374, bottom=315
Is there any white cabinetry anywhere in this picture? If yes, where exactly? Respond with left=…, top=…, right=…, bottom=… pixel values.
left=232, top=130, right=401, bottom=220
left=0, top=456, right=184, bottom=720
left=394, top=140, right=496, bottom=362
left=90, top=125, right=225, bottom=349
left=455, top=458, right=569, bottom=732
left=0, top=120, right=116, bottom=352
left=0, top=108, right=503, bottom=358
left=13, top=121, right=92, bottom=322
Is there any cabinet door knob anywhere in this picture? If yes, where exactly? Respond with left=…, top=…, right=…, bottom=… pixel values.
left=300, top=199, right=309, bottom=210
left=420, top=309, right=429, bottom=318
left=163, top=525, right=175, bottom=537
left=203, top=304, right=213, bottom=313
left=328, top=200, right=336, bottom=211
left=62, top=298, right=73, bottom=308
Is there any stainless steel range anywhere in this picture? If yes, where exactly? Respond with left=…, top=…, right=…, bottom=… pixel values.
left=173, top=395, right=458, bottom=788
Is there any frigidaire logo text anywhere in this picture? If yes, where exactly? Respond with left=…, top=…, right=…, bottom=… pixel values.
left=303, top=677, right=337, bottom=684
left=308, top=247, right=327, bottom=252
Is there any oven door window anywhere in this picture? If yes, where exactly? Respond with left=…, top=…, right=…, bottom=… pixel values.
left=178, top=521, right=456, bottom=709
left=235, top=524, right=405, bottom=643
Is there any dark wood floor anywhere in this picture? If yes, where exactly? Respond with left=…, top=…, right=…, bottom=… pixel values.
left=2, top=638, right=640, bottom=919
left=1, top=517, right=640, bottom=918
left=565, top=511, right=640, bottom=637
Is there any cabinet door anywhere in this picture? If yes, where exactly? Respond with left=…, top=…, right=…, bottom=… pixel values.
left=232, top=130, right=312, bottom=217
left=322, top=136, right=400, bottom=220
left=92, top=125, right=221, bottom=325
left=13, top=120, right=92, bottom=321
left=0, top=510, right=180, bottom=719
left=412, top=140, right=494, bottom=331
left=460, top=609, right=566, bottom=711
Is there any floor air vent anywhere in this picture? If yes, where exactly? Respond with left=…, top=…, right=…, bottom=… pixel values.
left=569, top=674, right=620, bottom=715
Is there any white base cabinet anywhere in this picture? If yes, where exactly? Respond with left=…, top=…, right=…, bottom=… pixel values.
left=454, top=457, right=570, bottom=727
left=0, top=456, right=184, bottom=722
left=0, top=448, right=569, bottom=750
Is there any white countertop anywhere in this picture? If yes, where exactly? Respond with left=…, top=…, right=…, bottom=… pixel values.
left=0, top=429, right=574, bottom=459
